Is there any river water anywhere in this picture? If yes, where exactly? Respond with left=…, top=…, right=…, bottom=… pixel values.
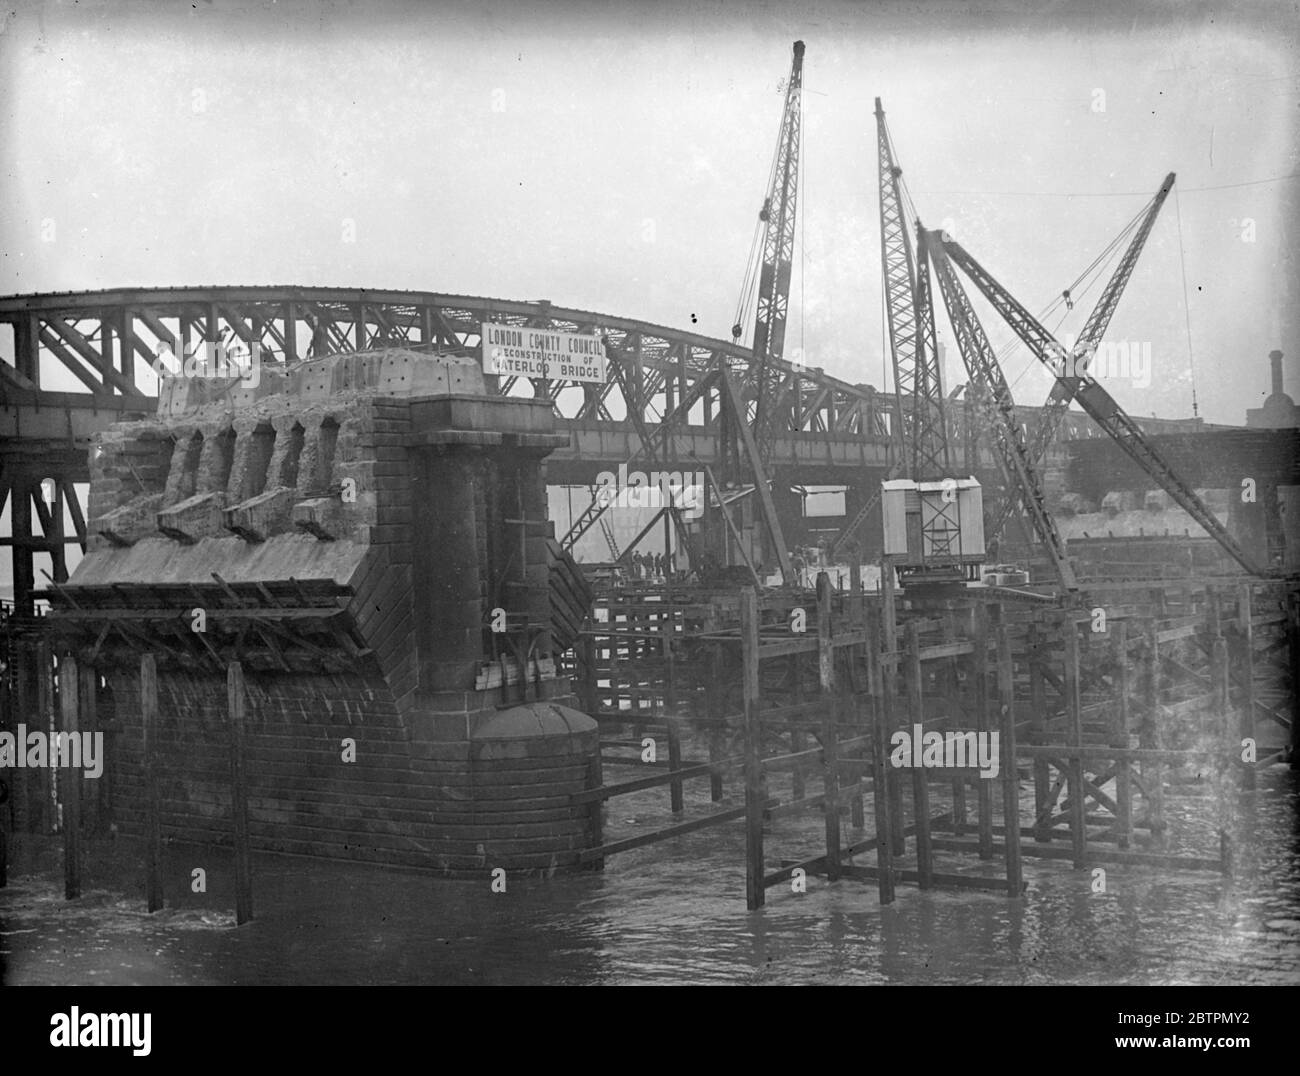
left=2, top=765, right=1298, bottom=986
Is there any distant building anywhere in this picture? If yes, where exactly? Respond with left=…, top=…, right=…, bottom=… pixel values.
left=1246, top=349, right=1300, bottom=429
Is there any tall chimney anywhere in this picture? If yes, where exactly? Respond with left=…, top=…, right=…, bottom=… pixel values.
left=1270, top=349, right=1284, bottom=396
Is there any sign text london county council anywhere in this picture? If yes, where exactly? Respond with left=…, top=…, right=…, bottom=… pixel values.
left=480, top=322, right=608, bottom=383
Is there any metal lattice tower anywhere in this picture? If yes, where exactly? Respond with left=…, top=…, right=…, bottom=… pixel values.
left=875, top=98, right=950, bottom=482
left=749, top=40, right=805, bottom=472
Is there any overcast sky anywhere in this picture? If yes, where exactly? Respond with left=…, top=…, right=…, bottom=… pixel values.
left=1, top=0, right=1297, bottom=431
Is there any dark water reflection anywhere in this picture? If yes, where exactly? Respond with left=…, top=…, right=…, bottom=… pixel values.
left=2, top=767, right=1297, bottom=985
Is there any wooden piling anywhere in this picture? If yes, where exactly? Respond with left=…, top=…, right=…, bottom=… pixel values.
left=226, top=662, right=254, bottom=925
left=11, top=640, right=35, bottom=838
left=849, top=770, right=866, bottom=831
left=1213, top=630, right=1232, bottom=777
left=36, top=638, right=54, bottom=835
left=944, top=610, right=967, bottom=836
left=1204, top=586, right=1221, bottom=741
left=1237, top=584, right=1255, bottom=791
left=60, top=654, right=81, bottom=900
left=1144, top=619, right=1165, bottom=838
left=905, top=620, right=934, bottom=888
left=77, top=662, right=99, bottom=836
left=817, top=572, right=841, bottom=881
left=1290, top=592, right=1300, bottom=768
left=816, top=571, right=835, bottom=692
left=994, top=604, right=1022, bottom=896
left=865, top=606, right=895, bottom=904
left=1114, top=621, right=1132, bottom=849
left=141, top=654, right=164, bottom=912
left=821, top=703, right=842, bottom=882
left=667, top=717, right=684, bottom=814
left=1028, top=622, right=1051, bottom=843
left=972, top=604, right=993, bottom=860
left=881, top=558, right=897, bottom=644
left=1063, top=619, right=1087, bottom=870
left=0, top=663, right=7, bottom=876
left=1213, top=634, right=1230, bottom=731
left=1212, top=632, right=1235, bottom=872
left=846, top=564, right=866, bottom=830
left=882, top=563, right=905, bottom=856
left=740, top=588, right=765, bottom=910
left=708, top=640, right=726, bottom=802
left=663, top=595, right=677, bottom=712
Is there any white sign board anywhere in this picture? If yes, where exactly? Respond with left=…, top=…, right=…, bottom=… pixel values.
left=480, top=322, right=608, bottom=383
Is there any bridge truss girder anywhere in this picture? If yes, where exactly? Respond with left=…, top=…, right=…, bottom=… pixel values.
left=1, top=286, right=1223, bottom=579
left=0, top=287, right=893, bottom=451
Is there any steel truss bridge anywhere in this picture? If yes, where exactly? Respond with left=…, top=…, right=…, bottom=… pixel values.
left=0, top=285, right=1206, bottom=608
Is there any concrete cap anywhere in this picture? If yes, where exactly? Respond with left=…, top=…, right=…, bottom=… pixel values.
left=471, top=702, right=597, bottom=741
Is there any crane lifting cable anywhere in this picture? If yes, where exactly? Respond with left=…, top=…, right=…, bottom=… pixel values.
left=936, top=224, right=1266, bottom=576
left=903, top=179, right=1153, bottom=371
left=996, top=199, right=1153, bottom=394
left=1173, top=186, right=1200, bottom=417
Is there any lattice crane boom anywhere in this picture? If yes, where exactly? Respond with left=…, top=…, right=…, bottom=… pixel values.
left=992, top=173, right=1176, bottom=539
left=938, top=233, right=1266, bottom=577
left=748, top=40, right=805, bottom=472
left=830, top=99, right=954, bottom=560
left=1073, top=174, right=1177, bottom=361
left=564, top=43, right=805, bottom=583
left=713, top=40, right=804, bottom=583
left=875, top=99, right=950, bottom=481
left=909, top=221, right=952, bottom=479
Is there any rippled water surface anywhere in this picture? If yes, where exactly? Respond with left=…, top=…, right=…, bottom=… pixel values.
left=3, top=766, right=1298, bottom=985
